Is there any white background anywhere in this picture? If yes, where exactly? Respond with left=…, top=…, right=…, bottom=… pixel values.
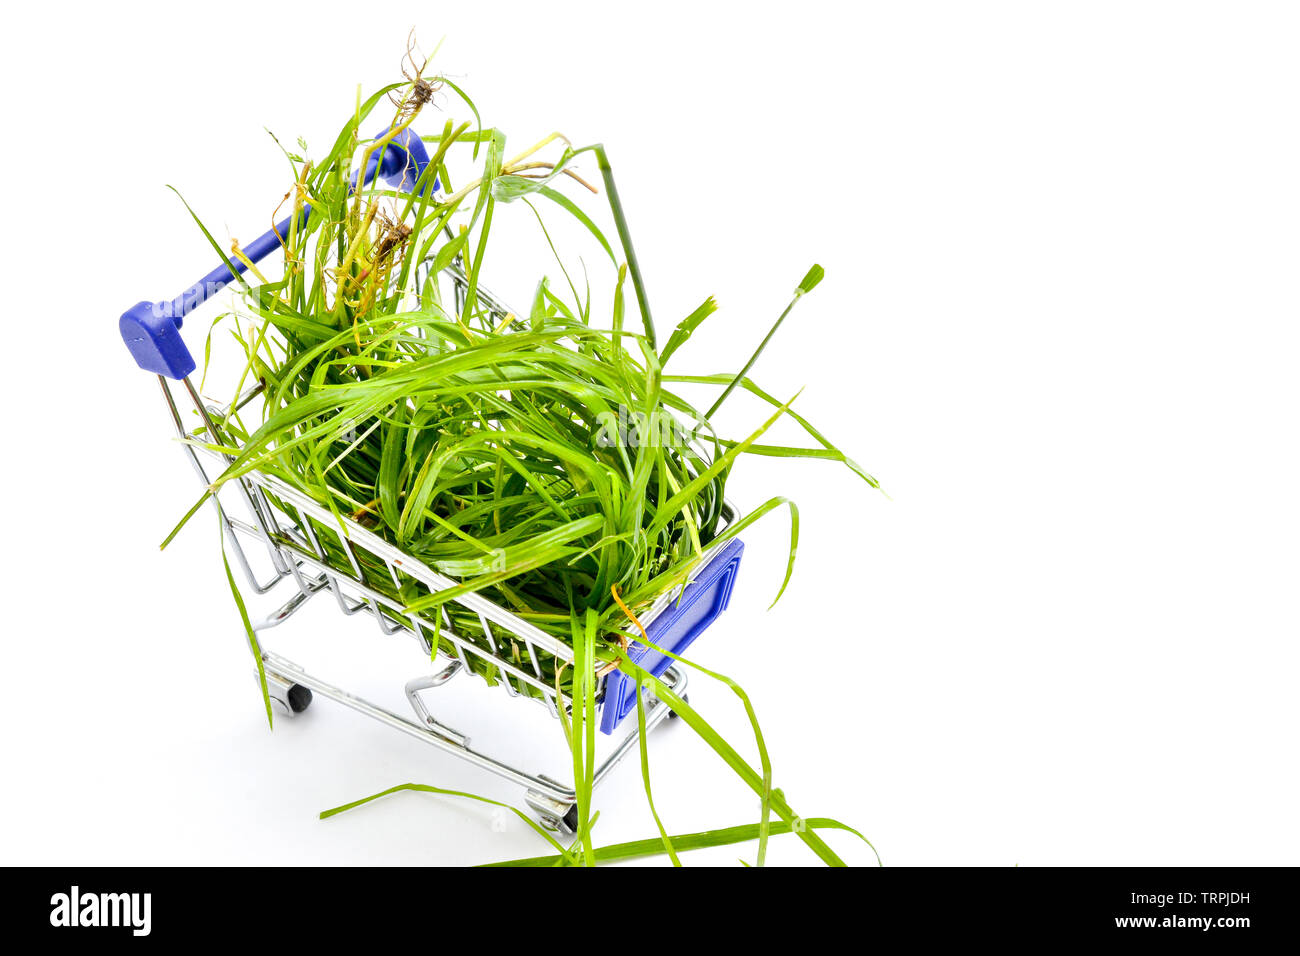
left=1, top=1, right=1296, bottom=866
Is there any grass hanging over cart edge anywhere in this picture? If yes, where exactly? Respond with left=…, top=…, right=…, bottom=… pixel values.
left=157, top=42, right=883, bottom=866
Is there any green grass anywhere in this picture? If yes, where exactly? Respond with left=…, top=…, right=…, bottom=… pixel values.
left=163, top=57, right=880, bottom=866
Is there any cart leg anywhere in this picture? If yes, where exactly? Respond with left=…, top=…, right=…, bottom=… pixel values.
left=257, top=667, right=313, bottom=716
left=525, top=789, right=579, bottom=834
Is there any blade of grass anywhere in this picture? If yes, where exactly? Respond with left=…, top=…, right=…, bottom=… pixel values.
left=705, top=264, right=824, bottom=419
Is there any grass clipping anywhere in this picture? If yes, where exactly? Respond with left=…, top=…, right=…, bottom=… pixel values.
left=165, top=59, right=881, bottom=867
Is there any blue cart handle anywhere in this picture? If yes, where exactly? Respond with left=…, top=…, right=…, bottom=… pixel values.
left=120, top=127, right=432, bottom=380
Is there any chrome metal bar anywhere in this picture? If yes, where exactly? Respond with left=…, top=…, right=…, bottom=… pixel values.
left=405, top=663, right=469, bottom=746
left=260, top=651, right=686, bottom=813
left=248, top=532, right=567, bottom=702
left=263, top=652, right=570, bottom=802
left=255, top=573, right=329, bottom=630
left=184, top=376, right=293, bottom=579
left=159, top=376, right=283, bottom=594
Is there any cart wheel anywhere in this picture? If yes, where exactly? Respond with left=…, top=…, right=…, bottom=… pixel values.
left=287, top=684, right=313, bottom=714
left=562, top=805, right=580, bottom=833
left=668, top=694, right=689, bottom=720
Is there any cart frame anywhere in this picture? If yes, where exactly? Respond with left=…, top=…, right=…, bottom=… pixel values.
left=125, top=126, right=743, bottom=832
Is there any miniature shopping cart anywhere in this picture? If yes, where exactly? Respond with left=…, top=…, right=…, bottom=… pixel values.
left=119, top=128, right=745, bottom=832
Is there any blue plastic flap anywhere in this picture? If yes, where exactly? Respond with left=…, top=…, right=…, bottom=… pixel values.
left=599, top=538, right=744, bottom=734
left=119, top=300, right=197, bottom=379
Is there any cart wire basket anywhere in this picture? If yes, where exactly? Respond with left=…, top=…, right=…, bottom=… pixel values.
left=120, top=127, right=746, bottom=832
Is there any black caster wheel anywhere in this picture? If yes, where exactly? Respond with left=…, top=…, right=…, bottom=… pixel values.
left=287, top=684, right=313, bottom=714
left=562, top=805, right=580, bottom=833
left=668, top=693, right=688, bottom=720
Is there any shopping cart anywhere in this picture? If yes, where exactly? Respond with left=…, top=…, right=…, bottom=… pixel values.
left=120, top=128, right=745, bottom=832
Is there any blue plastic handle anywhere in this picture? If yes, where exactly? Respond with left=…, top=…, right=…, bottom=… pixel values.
left=600, top=538, right=745, bottom=734
left=120, top=127, right=433, bottom=380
